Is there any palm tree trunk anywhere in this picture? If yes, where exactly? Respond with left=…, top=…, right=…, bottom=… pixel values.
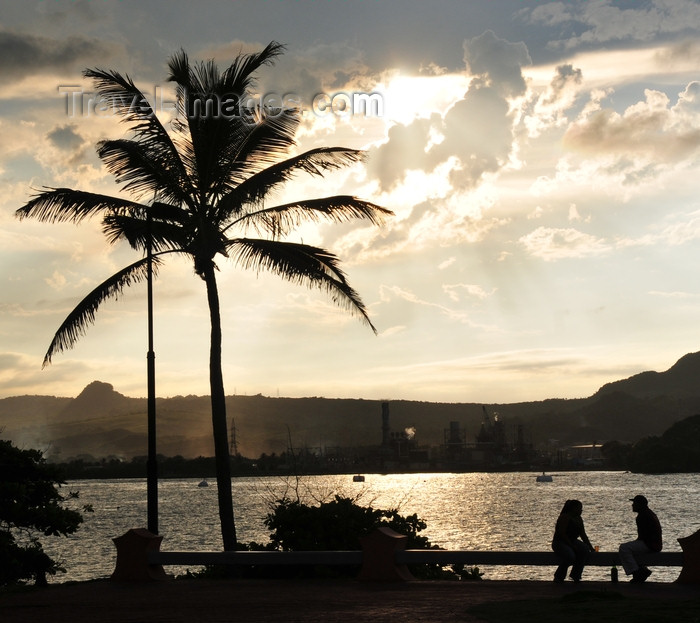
left=203, top=264, right=237, bottom=551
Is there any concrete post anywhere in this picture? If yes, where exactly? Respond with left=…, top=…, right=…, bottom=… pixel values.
left=358, top=527, right=415, bottom=581
left=111, top=528, right=169, bottom=581
left=676, top=529, right=700, bottom=584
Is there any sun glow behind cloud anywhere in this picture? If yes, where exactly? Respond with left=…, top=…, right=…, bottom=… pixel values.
left=375, top=72, right=470, bottom=125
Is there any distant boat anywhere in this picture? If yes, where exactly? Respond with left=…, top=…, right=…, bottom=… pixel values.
left=536, top=472, right=553, bottom=482
left=197, top=479, right=209, bottom=487
left=352, top=474, right=365, bottom=482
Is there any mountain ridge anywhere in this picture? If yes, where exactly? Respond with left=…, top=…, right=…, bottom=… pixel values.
left=2, top=352, right=700, bottom=460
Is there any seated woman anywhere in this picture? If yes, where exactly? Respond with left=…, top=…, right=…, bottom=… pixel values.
left=551, top=499, right=595, bottom=582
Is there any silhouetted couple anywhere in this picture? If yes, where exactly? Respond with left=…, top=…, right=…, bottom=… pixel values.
left=552, top=495, right=662, bottom=583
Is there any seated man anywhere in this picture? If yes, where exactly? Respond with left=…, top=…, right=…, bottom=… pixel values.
left=618, top=495, right=662, bottom=583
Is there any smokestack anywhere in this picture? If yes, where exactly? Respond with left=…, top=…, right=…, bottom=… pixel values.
left=449, top=421, right=460, bottom=444
left=382, top=402, right=390, bottom=446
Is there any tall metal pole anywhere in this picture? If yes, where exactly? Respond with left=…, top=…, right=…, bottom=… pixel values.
left=146, top=208, right=158, bottom=534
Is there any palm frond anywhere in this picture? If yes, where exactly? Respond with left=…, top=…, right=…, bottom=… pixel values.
left=228, top=238, right=376, bottom=333
left=101, top=212, right=190, bottom=253
left=219, top=108, right=301, bottom=190
left=218, top=147, right=367, bottom=214
left=15, top=189, right=140, bottom=224
left=168, top=41, right=285, bottom=115
left=83, top=67, right=192, bottom=201
left=166, top=42, right=288, bottom=203
left=219, top=41, right=285, bottom=94
left=230, top=196, right=393, bottom=238
left=96, top=138, right=194, bottom=205
left=43, top=257, right=161, bottom=366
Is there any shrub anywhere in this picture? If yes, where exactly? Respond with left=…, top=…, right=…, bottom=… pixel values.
left=0, top=439, right=89, bottom=586
left=262, top=494, right=453, bottom=579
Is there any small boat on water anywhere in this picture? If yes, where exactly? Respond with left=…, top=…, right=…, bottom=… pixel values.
left=197, top=479, right=209, bottom=487
left=352, top=474, right=365, bottom=482
left=536, top=472, right=553, bottom=482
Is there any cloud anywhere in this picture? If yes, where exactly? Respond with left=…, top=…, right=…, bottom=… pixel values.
left=362, top=346, right=643, bottom=403
left=200, top=39, right=377, bottom=113
left=463, top=30, right=531, bottom=97
left=655, top=209, right=700, bottom=246
left=366, top=116, right=438, bottom=192
left=568, top=203, right=590, bottom=223
left=520, top=226, right=610, bottom=261
left=546, top=64, right=583, bottom=103
left=655, top=39, right=700, bottom=67
left=379, top=284, right=498, bottom=330
left=45, top=270, right=68, bottom=291
left=522, top=2, right=573, bottom=27
left=649, top=290, right=700, bottom=299
left=563, top=83, right=700, bottom=162
left=433, top=86, right=515, bottom=190
left=47, top=124, right=85, bottom=151
left=0, top=27, right=113, bottom=79
left=367, top=31, right=531, bottom=193
left=524, top=0, right=700, bottom=49
left=442, top=283, right=495, bottom=302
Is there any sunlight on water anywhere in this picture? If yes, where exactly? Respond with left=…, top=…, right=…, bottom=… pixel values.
left=44, top=472, right=700, bottom=584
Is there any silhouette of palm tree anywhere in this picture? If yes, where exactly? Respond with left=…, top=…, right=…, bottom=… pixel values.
left=16, top=42, right=391, bottom=551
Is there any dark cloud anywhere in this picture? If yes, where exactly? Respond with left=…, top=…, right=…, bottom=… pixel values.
left=655, top=40, right=700, bottom=66
left=0, top=28, right=113, bottom=79
left=367, top=116, right=438, bottom=192
left=551, top=64, right=583, bottom=94
left=463, top=30, right=531, bottom=98
left=47, top=124, right=84, bottom=151
left=541, top=64, right=583, bottom=106
left=524, top=0, right=700, bottom=50
left=36, top=0, right=102, bottom=24
left=434, top=86, right=514, bottom=190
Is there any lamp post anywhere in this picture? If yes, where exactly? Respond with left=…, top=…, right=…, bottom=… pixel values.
left=146, top=207, right=158, bottom=534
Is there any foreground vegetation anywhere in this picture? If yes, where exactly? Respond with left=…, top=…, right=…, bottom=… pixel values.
left=191, top=494, right=480, bottom=581
left=0, top=440, right=91, bottom=586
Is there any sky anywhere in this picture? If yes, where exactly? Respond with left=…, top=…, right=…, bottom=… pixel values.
left=2, top=0, right=700, bottom=404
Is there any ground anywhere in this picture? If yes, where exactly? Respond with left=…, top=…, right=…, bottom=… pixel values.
left=2, top=579, right=700, bottom=623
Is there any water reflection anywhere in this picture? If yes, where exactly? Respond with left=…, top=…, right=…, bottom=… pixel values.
left=45, top=472, right=700, bottom=583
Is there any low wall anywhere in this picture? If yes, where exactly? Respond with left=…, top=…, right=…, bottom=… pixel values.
left=111, top=527, right=700, bottom=584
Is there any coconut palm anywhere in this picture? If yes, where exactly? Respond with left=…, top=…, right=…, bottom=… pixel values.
left=16, top=42, right=391, bottom=551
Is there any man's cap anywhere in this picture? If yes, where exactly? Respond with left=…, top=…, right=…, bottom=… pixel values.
left=630, top=494, right=648, bottom=506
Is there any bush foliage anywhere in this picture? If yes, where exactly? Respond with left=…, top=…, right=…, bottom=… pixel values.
left=0, top=439, right=89, bottom=586
left=264, top=495, right=431, bottom=552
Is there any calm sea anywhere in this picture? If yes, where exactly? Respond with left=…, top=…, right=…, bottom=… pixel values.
left=44, top=471, right=699, bottom=583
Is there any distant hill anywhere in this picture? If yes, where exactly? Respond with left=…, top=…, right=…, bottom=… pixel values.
left=2, top=353, right=700, bottom=460
left=595, top=352, right=700, bottom=399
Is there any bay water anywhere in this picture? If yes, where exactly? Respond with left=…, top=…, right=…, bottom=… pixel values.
left=45, top=471, right=699, bottom=583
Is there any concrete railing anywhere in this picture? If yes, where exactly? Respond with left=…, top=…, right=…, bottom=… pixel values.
left=148, top=549, right=682, bottom=569
left=111, top=527, right=700, bottom=584
left=395, top=550, right=683, bottom=567
left=152, top=550, right=363, bottom=566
